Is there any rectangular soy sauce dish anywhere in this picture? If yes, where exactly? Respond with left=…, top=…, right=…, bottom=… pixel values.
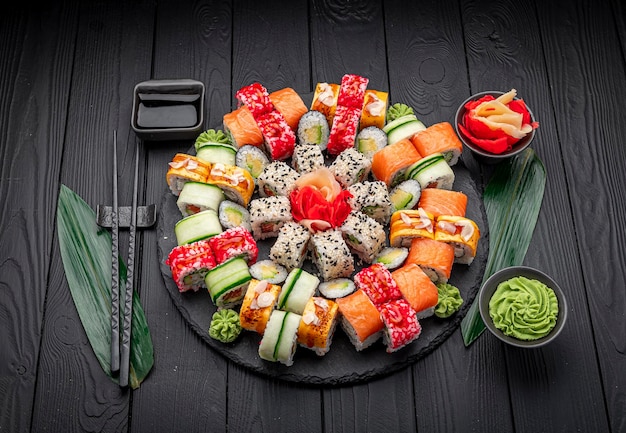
left=131, top=79, right=205, bottom=141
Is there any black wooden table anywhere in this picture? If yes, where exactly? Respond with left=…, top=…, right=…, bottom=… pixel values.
left=2, top=1, right=625, bottom=432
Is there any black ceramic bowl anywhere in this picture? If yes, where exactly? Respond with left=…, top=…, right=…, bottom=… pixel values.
left=478, top=266, right=567, bottom=348
left=131, top=79, right=205, bottom=141
left=454, top=91, right=536, bottom=165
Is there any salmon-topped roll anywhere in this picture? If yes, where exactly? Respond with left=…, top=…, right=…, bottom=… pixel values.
left=392, top=263, right=439, bottom=319
left=418, top=188, right=468, bottom=218
left=371, top=138, right=423, bottom=187
left=410, top=121, right=463, bottom=166
left=405, top=237, right=455, bottom=284
left=269, top=87, right=308, bottom=133
left=335, top=289, right=384, bottom=351
left=223, top=106, right=264, bottom=148
left=434, top=215, right=481, bottom=265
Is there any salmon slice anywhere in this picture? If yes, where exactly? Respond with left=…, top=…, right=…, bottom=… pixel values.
left=223, top=106, right=264, bottom=148
left=371, top=138, right=423, bottom=187
left=418, top=188, right=468, bottom=218
left=392, top=263, right=439, bottom=318
left=410, top=121, right=463, bottom=165
left=269, top=88, right=308, bottom=132
left=335, top=289, right=384, bottom=350
left=405, top=237, right=455, bottom=284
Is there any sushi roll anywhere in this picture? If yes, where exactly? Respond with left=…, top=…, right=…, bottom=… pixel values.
left=406, top=153, right=455, bottom=190
left=353, top=263, right=403, bottom=306
left=410, top=121, right=463, bottom=166
left=339, top=210, right=386, bottom=263
left=239, top=278, right=282, bottom=334
left=278, top=268, right=320, bottom=315
left=337, top=73, right=369, bottom=109
left=335, top=289, right=384, bottom=351
left=174, top=209, right=223, bottom=245
left=310, top=82, right=340, bottom=126
left=249, top=259, right=288, bottom=285
left=166, top=153, right=211, bottom=196
left=195, top=143, right=237, bottom=166
left=379, top=298, right=422, bottom=353
left=434, top=215, right=481, bottom=265
left=389, top=208, right=436, bottom=248
left=165, top=239, right=216, bottom=292
left=370, top=138, right=423, bottom=188
left=360, top=89, right=389, bottom=130
left=236, top=144, right=270, bottom=182
left=405, top=237, right=455, bottom=284
left=207, top=163, right=255, bottom=207
left=269, top=221, right=311, bottom=271
left=356, top=126, right=387, bottom=159
left=346, top=181, right=393, bottom=225
left=389, top=179, right=421, bottom=212
left=292, top=143, right=325, bottom=174
left=308, top=229, right=355, bottom=281
left=258, top=309, right=302, bottom=366
left=205, top=256, right=251, bottom=308
left=268, top=87, right=308, bottom=133
left=327, top=105, right=361, bottom=155
left=329, top=148, right=371, bottom=188
left=257, top=110, right=297, bottom=161
left=222, top=105, right=264, bottom=148
left=218, top=200, right=252, bottom=232
left=297, top=297, right=340, bottom=356
left=208, top=226, right=258, bottom=265
left=235, top=82, right=274, bottom=119
left=249, top=195, right=292, bottom=240
left=257, top=161, right=300, bottom=198
left=418, top=188, right=468, bottom=218
left=297, top=111, right=330, bottom=150
left=317, top=278, right=356, bottom=299
left=382, top=113, right=426, bottom=146
left=176, top=181, right=225, bottom=217
left=373, top=247, right=409, bottom=270
left=392, top=263, right=439, bottom=319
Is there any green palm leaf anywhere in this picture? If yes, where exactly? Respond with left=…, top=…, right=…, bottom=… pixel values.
left=461, top=148, right=546, bottom=346
left=56, top=184, right=153, bottom=388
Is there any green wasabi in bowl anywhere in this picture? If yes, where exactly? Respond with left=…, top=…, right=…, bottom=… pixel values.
left=488, top=276, right=558, bottom=341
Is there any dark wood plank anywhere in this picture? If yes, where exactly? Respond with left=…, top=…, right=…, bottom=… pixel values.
left=536, top=0, right=626, bottom=431
left=31, top=2, right=155, bottom=432
left=225, top=1, right=324, bottom=431
left=384, top=1, right=513, bottom=431
left=460, top=0, right=611, bottom=431
left=0, top=4, right=77, bottom=433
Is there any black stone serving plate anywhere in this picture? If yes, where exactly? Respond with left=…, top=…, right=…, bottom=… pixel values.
left=157, top=161, right=488, bottom=385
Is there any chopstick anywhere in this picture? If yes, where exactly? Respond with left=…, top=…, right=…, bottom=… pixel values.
left=119, top=143, right=140, bottom=388
left=110, top=130, right=120, bottom=374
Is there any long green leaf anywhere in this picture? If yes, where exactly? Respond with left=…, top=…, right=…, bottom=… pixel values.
left=56, top=184, right=153, bottom=388
left=460, top=148, right=546, bottom=346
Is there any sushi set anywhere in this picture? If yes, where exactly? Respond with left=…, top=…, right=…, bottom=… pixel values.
left=156, top=74, right=489, bottom=384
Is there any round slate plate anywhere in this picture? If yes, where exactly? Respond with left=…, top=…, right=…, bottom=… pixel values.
left=157, top=161, right=488, bottom=385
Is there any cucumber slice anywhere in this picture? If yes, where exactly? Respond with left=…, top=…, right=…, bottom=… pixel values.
left=258, top=310, right=301, bottom=366
left=205, top=257, right=251, bottom=307
left=382, top=114, right=417, bottom=134
left=174, top=209, right=222, bottom=245
left=196, top=143, right=237, bottom=166
left=278, top=268, right=319, bottom=314
left=405, top=153, right=446, bottom=180
left=387, top=119, right=426, bottom=145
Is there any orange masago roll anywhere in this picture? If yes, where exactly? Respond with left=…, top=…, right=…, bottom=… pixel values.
left=410, top=121, right=463, bottom=166
left=392, top=263, right=439, bottom=319
left=406, top=237, right=455, bottom=284
left=371, top=138, right=423, bottom=187
left=418, top=188, right=468, bottom=218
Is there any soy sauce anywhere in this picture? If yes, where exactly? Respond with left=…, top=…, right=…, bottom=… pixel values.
left=136, top=92, right=201, bottom=129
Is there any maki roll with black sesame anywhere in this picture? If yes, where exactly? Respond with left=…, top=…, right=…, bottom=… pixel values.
left=347, top=181, right=393, bottom=225
left=329, top=148, right=371, bottom=188
left=308, top=229, right=354, bottom=281
left=257, top=161, right=300, bottom=197
left=340, top=210, right=386, bottom=263
left=249, top=195, right=293, bottom=240
left=176, top=181, right=225, bottom=217
left=292, top=143, right=325, bottom=174
left=269, top=221, right=311, bottom=271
